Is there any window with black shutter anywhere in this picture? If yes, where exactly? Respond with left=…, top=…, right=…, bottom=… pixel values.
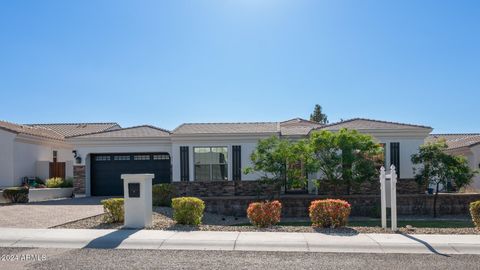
left=180, top=146, right=189, bottom=181
left=232, top=145, right=242, bottom=181
left=390, top=142, right=400, bottom=178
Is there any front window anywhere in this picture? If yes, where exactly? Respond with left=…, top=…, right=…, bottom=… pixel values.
left=194, top=147, right=228, bottom=181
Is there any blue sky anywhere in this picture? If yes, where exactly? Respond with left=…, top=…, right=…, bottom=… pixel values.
left=0, top=1, right=478, bottom=133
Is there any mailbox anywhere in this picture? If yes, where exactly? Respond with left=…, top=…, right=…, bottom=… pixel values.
left=128, top=183, right=140, bottom=198
left=121, top=174, right=154, bottom=228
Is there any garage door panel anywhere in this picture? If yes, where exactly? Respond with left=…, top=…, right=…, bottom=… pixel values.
left=91, top=153, right=171, bottom=196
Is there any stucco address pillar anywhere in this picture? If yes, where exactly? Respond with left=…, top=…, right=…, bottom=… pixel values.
left=121, top=174, right=154, bottom=229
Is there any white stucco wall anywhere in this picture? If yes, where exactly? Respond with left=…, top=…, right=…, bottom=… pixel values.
left=13, top=137, right=73, bottom=185
left=171, top=138, right=266, bottom=182
left=0, top=129, right=16, bottom=188
left=375, top=137, right=425, bottom=179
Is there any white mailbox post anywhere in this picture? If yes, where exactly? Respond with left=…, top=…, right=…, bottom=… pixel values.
left=121, top=174, right=154, bottom=229
left=380, top=165, right=398, bottom=231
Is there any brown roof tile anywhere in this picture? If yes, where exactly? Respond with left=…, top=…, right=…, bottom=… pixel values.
left=69, top=125, right=170, bottom=138
left=426, top=134, right=480, bottom=150
left=28, top=123, right=120, bottom=138
left=0, top=120, right=64, bottom=141
left=173, top=122, right=280, bottom=135
left=316, top=118, right=432, bottom=131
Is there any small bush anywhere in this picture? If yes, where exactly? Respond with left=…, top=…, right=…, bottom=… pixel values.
left=45, top=177, right=64, bottom=188
left=3, top=187, right=29, bottom=203
left=45, top=177, right=73, bottom=188
left=152, top=183, right=176, bottom=206
left=101, top=198, right=124, bottom=223
left=309, top=199, right=351, bottom=228
left=247, top=200, right=282, bottom=227
left=62, top=177, right=74, bottom=188
left=171, top=197, right=205, bottom=225
left=470, top=200, right=480, bottom=229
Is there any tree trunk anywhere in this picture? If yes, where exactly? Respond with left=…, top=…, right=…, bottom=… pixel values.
left=433, top=182, right=439, bottom=218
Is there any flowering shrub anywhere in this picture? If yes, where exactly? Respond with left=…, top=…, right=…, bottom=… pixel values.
left=309, top=199, right=351, bottom=228
left=247, top=200, right=282, bottom=227
left=470, top=200, right=480, bottom=229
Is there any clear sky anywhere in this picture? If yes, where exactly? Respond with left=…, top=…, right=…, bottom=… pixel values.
left=0, top=1, right=478, bottom=133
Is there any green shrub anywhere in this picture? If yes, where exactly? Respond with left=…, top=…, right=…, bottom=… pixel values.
left=45, top=177, right=73, bottom=188
left=171, top=197, right=205, bottom=225
left=309, top=199, right=351, bottom=228
left=62, top=177, right=74, bottom=188
left=152, top=183, right=176, bottom=206
left=3, top=187, right=29, bottom=203
left=470, top=200, right=480, bottom=229
left=101, top=198, right=124, bottom=223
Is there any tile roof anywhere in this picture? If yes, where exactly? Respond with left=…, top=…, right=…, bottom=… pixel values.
left=0, top=120, right=64, bottom=141
left=316, top=118, right=432, bottom=131
left=173, top=122, right=280, bottom=135
left=69, top=125, right=171, bottom=138
left=280, top=118, right=323, bottom=136
left=27, top=123, right=120, bottom=138
left=426, top=134, right=480, bottom=150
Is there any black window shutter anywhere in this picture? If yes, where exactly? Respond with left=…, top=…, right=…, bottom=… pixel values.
left=232, top=145, right=242, bottom=181
left=390, top=142, right=400, bottom=178
left=180, top=146, right=189, bottom=181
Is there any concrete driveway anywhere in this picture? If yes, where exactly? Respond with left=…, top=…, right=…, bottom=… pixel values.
left=0, top=197, right=105, bottom=228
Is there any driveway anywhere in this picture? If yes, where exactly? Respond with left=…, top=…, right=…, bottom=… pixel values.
left=0, top=197, right=105, bottom=228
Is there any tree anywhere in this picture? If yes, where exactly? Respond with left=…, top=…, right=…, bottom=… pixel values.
left=310, top=129, right=383, bottom=195
left=244, top=136, right=317, bottom=197
left=411, top=140, right=476, bottom=217
left=310, top=104, right=329, bottom=124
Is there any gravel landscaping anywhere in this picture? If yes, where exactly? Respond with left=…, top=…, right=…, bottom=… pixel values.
left=53, top=207, right=480, bottom=235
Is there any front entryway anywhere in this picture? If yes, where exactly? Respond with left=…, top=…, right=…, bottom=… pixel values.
left=90, top=153, right=171, bottom=196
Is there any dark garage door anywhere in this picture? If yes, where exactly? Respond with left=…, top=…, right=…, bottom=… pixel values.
left=91, top=153, right=171, bottom=196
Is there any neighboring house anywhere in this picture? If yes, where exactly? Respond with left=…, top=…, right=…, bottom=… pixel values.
left=0, top=121, right=119, bottom=188
left=427, top=134, right=480, bottom=191
left=67, top=118, right=432, bottom=196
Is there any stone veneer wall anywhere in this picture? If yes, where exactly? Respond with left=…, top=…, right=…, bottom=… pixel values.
left=172, top=181, right=281, bottom=197
left=201, top=193, right=480, bottom=217
left=316, top=178, right=423, bottom=195
left=73, top=165, right=85, bottom=194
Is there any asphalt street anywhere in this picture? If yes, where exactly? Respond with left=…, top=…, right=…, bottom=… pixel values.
left=1, top=247, right=480, bottom=270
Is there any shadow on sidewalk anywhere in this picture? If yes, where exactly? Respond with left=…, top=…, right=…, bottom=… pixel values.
left=84, top=229, right=140, bottom=249
left=399, top=233, right=450, bottom=257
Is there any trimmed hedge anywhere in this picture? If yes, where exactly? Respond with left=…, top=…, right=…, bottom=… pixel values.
left=152, top=184, right=176, bottom=206
left=309, top=199, right=351, bottom=228
left=101, top=198, right=124, bottom=223
left=3, top=187, right=29, bottom=203
left=172, top=197, right=205, bottom=225
left=470, top=200, right=480, bottom=229
left=247, top=200, right=282, bottom=227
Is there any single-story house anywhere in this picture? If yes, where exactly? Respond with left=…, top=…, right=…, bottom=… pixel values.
left=427, top=134, right=480, bottom=191
left=65, top=118, right=433, bottom=196
left=0, top=121, right=119, bottom=188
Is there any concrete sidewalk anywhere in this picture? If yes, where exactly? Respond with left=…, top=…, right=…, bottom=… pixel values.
left=0, top=228, right=479, bottom=255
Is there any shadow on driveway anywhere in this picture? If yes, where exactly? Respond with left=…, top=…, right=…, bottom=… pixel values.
left=84, top=229, right=140, bottom=249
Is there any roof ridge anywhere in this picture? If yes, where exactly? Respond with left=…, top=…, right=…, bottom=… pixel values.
left=179, top=121, right=279, bottom=125
left=315, top=117, right=432, bottom=130
left=67, top=124, right=171, bottom=138
left=281, top=117, right=322, bottom=125
left=27, top=122, right=119, bottom=126
left=0, top=120, right=65, bottom=140
left=431, top=133, right=480, bottom=136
